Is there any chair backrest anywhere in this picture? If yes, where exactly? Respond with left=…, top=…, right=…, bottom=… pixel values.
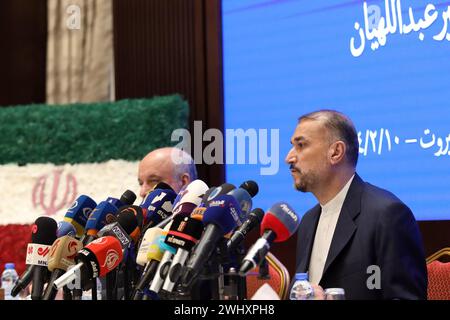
left=246, top=252, right=291, bottom=299
left=426, top=248, right=450, bottom=300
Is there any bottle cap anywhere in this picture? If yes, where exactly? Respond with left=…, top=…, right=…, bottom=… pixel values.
left=294, top=272, right=308, bottom=281
left=4, top=263, right=15, bottom=270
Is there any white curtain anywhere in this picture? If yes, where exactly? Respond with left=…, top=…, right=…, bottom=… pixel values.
left=46, top=0, right=113, bottom=104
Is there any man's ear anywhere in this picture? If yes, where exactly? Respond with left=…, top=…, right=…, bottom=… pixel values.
left=180, top=173, right=191, bottom=187
left=329, top=141, right=346, bottom=165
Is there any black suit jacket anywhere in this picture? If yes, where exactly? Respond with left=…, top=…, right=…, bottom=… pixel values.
left=295, top=174, right=427, bottom=299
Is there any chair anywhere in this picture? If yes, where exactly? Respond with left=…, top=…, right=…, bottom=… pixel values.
left=246, top=252, right=291, bottom=299
left=426, top=247, right=450, bottom=300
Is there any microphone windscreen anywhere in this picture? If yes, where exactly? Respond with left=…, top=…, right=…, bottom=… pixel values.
left=202, top=195, right=242, bottom=235
left=56, top=221, right=76, bottom=238
left=227, top=188, right=253, bottom=219
left=85, top=236, right=123, bottom=277
left=202, top=183, right=236, bottom=205
left=251, top=208, right=265, bottom=222
left=106, top=197, right=125, bottom=209
left=260, top=202, right=300, bottom=242
left=117, top=209, right=140, bottom=242
left=165, top=215, right=204, bottom=250
left=85, top=201, right=119, bottom=235
left=137, top=227, right=164, bottom=265
left=63, top=195, right=96, bottom=236
left=118, top=205, right=144, bottom=229
left=120, top=190, right=137, bottom=205
left=158, top=235, right=177, bottom=254
left=174, top=180, right=209, bottom=208
left=140, top=189, right=177, bottom=227
left=239, top=180, right=259, bottom=198
left=47, top=236, right=82, bottom=271
left=31, top=217, right=58, bottom=245
left=154, top=182, right=174, bottom=192
left=173, top=202, right=198, bottom=218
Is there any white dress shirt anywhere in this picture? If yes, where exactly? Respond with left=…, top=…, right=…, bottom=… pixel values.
left=308, top=175, right=355, bottom=285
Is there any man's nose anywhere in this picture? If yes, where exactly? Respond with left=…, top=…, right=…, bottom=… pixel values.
left=285, top=147, right=295, bottom=164
left=140, top=185, right=149, bottom=198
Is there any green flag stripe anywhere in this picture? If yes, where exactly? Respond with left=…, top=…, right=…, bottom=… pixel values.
left=0, top=95, right=188, bottom=165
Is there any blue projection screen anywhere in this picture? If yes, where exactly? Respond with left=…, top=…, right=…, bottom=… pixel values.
left=222, top=0, right=450, bottom=221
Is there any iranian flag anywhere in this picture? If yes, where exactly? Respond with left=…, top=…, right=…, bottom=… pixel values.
left=0, top=96, right=188, bottom=274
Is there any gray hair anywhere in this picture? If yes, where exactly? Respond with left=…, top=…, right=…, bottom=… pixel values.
left=172, top=148, right=198, bottom=181
left=299, top=109, right=359, bottom=167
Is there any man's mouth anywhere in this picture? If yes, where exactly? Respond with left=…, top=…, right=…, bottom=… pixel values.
left=289, top=165, right=300, bottom=174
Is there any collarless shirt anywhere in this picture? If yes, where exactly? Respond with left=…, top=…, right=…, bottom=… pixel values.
left=308, top=174, right=355, bottom=285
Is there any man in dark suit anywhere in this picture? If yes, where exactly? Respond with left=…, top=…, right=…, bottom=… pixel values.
left=285, top=110, right=427, bottom=300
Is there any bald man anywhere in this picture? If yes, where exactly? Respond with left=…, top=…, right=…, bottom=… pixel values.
left=138, top=147, right=198, bottom=198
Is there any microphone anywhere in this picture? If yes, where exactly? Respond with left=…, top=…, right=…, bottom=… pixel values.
left=148, top=225, right=177, bottom=297
left=116, top=207, right=143, bottom=244
left=97, top=218, right=134, bottom=300
left=56, top=221, right=77, bottom=238
left=28, top=217, right=58, bottom=300
left=63, top=195, right=97, bottom=238
left=155, top=180, right=209, bottom=229
left=132, top=227, right=165, bottom=299
left=172, top=179, right=209, bottom=215
left=11, top=217, right=57, bottom=298
left=80, top=201, right=119, bottom=245
left=120, top=190, right=137, bottom=206
left=227, top=208, right=265, bottom=252
left=54, top=236, right=123, bottom=290
left=42, top=235, right=83, bottom=300
left=97, top=222, right=132, bottom=255
left=227, top=180, right=259, bottom=222
left=140, top=188, right=177, bottom=229
left=106, top=190, right=137, bottom=210
left=162, top=215, right=204, bottom=293
left=239, top=202, right=300, bottom=276
left=181, top=195, right=243, bottom=289
left=239, top=180, right=259, bottom=197
left=200, top=183, right=236, bottom=207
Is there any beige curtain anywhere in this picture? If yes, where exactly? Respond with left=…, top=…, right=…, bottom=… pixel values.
left=46, top=0, right=113, bottom=104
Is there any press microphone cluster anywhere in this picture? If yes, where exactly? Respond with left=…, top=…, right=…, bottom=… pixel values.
left=11, top=177, right=301, bottom=301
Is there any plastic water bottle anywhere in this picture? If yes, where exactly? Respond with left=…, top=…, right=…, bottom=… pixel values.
left=289, top=272, right=314, bottom=300
left=1, top=263, right=19, bottom=300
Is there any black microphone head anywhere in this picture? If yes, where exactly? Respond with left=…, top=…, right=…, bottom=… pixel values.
left=117, top=210, right=139, bottom=236
left=250, top=208, right=265, bottom=222
left=120, top=190, right=137, bottom=205
left=31, top=217, right=57, bottom=245
left=118, top=205, right=144, bottom=229
left=154, top=182, right=174, bottom=192
left=239, top=180, right=259, bottom=198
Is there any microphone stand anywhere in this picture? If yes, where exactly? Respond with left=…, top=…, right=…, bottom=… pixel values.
left=91, top=278, right=97, bottom=300
left=106, top=270, right=116, bottom=300
left=258, top=257, right=270, bottom=279
left=122, top=244, right=137, bottom=300
left=72, top=288, right=83, bottom=300
left=235, top=243, right=247, bottom=300
left=62, top=286, right=72, bottom=300
left=220, top=241, right=246, bottom=300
